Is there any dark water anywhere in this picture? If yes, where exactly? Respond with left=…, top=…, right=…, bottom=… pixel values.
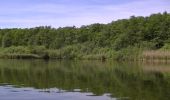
left=0, top=60, right=170, bottom=100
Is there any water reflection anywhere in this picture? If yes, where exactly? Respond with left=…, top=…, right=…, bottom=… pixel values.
left=0, top=60, right=170, bottom=100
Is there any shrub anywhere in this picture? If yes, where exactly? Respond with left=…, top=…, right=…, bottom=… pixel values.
left=161, top=43, right=170, bottom=50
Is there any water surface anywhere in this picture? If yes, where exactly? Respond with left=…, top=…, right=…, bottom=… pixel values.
left=0, top=60, right=170, bottom=100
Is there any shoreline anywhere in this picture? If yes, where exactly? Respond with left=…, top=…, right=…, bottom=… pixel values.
left=0, top=51, right=170, bottom=62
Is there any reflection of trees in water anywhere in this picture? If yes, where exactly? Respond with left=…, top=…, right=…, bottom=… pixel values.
left=0, top=60, right=170, bottom=100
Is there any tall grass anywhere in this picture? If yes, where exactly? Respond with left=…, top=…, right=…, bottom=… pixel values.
left=0, top=46, right=45, bottom=59
left=0, top=46, right=141, bottom=60
left=142, top=50, right=170, bottom=61
left=0, top=54, right=40, bottom=59
left=0, top=46, right=162, bottom=61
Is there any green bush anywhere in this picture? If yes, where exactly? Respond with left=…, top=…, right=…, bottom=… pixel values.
left=161, top=43, right=170, bottom=50
left=2, top=46, right=30, bottom=54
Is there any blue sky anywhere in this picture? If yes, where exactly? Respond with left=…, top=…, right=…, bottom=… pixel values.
left=0, top=0, right=170, bottom=28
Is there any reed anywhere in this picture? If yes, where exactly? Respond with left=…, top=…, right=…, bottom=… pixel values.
left=142, top=50, right=170, bottom=61
left=0, top=54, right=41, bottom=59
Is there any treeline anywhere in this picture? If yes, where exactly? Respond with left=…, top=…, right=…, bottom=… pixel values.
left=0, top=12, right=170, bottom=60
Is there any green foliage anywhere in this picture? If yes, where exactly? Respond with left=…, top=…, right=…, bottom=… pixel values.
left=161, top=43, right=170, bottom=50
left=2, top=33, right=13, bottom=47
left=28, top=46, right=47, bottom=54
left=115, top=47, right=141, bottom=61
left=0, top=12, right=169, bottom=60
left=2, top=46, right=30, bottom=54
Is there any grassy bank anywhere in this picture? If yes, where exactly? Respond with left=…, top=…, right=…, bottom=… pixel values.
left=141, top=44, right=170, bottom=61
left=0, top=46, right=141, bottom=60
left=0, top=46, right=46, bottom=59
left=0, top=46, right=170, bottom=61
left=141, top=50, right=170, bottom=61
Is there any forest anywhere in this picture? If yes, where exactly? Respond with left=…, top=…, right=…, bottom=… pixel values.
left=0, top=12, right=170, bottom=60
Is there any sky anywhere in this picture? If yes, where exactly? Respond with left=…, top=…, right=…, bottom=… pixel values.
left=0, top=0, right=170, bottom=28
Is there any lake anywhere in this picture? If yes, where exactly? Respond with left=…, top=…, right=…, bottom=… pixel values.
left=0, top=59, right=170, bottom=100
